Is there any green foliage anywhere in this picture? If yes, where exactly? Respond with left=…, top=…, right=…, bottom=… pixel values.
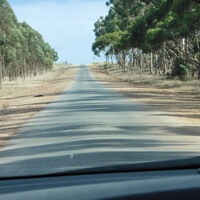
left=93, top=0, right=200, bottom=52
left=92, top=31, right=126, bottom=56
left=172, top=58, right=191, bottom=80
left=104, top=63, right=109, bottom=69
left=93, top=0, right=200, bottom=78
left=145, top=28, right=164, bottom=48
left=0, top=0, right=59, bottom=83
left=0, top=34, right=6, bottom=45
left=129, top=16, right=147, bottom=48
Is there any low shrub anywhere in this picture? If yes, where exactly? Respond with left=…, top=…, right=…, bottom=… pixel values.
left=172, top=57, right=191, bottom=80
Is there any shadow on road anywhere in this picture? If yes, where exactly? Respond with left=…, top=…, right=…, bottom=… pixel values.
left=0, top=65, right=199, bottom=177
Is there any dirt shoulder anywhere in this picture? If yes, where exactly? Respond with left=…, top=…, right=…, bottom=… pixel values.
left=0, top=64, right=78, bottom=148
left=89, top=64, right=200, bottom=127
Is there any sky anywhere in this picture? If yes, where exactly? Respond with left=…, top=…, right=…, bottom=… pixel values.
left=7, top=0, right=109, bottom=64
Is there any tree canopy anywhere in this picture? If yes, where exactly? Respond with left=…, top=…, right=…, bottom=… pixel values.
left=0, top=0, right=58, bottom=84
left=92, top=0, right=200, bottom=78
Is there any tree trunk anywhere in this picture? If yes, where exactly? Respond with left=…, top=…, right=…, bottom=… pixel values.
left=198, top=65, right=200, bottom=79
left=150, top=50, right=153, bottom=74
left=0, top=59, right=2, bottom=85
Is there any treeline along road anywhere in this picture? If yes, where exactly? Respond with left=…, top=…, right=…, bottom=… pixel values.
left=92, top=0, right=200, bottom=79
left=0, top=0, right=58, bottom=85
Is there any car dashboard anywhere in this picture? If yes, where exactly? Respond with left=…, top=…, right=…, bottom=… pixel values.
left=0, top=168, right=199, bottom=200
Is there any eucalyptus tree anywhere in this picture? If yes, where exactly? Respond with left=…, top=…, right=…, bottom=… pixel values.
left=0, top=0, right=18, bottom=83
left=0, top=0, right=58, bottom=85
left=93, top=0, right=138, bottom=69
left=93, top=0, right=200, bottom=79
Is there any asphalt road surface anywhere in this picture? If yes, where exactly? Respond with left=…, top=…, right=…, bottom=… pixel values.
left=0, top=65, right=199, bottom=177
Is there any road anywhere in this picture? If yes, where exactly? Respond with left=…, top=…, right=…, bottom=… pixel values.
left=0, top=65, right=199, bottom=177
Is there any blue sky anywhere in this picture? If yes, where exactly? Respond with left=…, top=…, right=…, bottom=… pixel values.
left=8, top=0, right=109, bottom=64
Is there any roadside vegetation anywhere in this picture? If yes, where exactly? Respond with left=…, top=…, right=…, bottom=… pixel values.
left=92, top=0, right=200, bottom=80
left=90, top=63, right=200, bottom=128
left=93, top=62, right=200, bottom=95
left=0, top=0, right=58, bottom=86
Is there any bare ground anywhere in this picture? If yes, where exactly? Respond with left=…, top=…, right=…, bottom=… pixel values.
left=89, top=64, right=200, bottom=128
left=0, top=64, right=78, bottom=148
left=1, top=63, right=199, bottom=149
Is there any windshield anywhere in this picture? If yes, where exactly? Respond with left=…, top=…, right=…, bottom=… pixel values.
left=0, top=0, right=200, bottom=178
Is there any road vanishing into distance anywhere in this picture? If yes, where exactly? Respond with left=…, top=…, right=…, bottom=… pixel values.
left=0, top=65, right=199, bottom=177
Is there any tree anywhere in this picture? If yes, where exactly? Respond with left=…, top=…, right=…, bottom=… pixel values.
left=0, top=0, right=59, bottom=85
left=92, top=0, right=200, bottom=78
